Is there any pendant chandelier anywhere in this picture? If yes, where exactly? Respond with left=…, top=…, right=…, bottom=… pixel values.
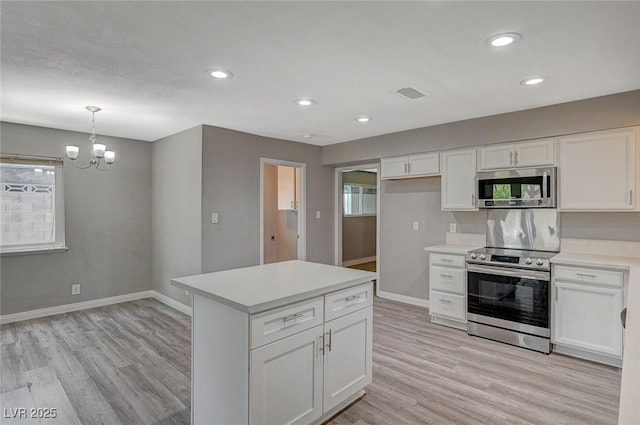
left=65, top=106, right=115, bottom=170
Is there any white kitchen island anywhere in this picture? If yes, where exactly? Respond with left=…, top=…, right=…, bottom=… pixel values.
left=172, top=260, right=377, bottom=425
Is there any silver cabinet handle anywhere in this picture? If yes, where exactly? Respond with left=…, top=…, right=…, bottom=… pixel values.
left=345, top=294, right=361, bottom=302
left=576, top=273, right=597, bottom=279
left=439, top=274, right=453, bottom=279
left=621, top=308, right=627, bottom=329
left=404, top=163, right=407, bottom=174
left=630, top=190, right=634, bottom=206
left=408, top=162, right=411, bottom=174
left=440, top=258, right=452, bottom=263
left=542, top=171, right=547, bottom=200
left=471, top=194, right=475, bottom=207
left=439, top=299, right=451, bottom=304
left=514, top=150, right=518, bottom=165
left=326, top=329, right=332, bottom=352
left=510, top=151, right=514, bottom=166
left=283, top=313, right=303, bottom=322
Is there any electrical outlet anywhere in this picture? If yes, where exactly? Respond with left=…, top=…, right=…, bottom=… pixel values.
left=450, top=223, right=457, bottom=233
left=211, top=213, right=219, bottom=224
left=413, top=221, right=419, bottom=231
left=71, top=284, right=80, bottom=295
left=316, top=210, right=321, bottom=219
left=185, top=290, right=190, bottom=296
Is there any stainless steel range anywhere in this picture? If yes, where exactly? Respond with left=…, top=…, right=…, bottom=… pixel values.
left=466, top=209, right=560, bottom=353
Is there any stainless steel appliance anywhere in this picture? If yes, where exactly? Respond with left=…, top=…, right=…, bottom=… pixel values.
left=466, top=209, right=559, bottom=353
left=477, top=167, right=556, bottom=208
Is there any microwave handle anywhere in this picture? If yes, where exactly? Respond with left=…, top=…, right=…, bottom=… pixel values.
left=542, top=171, right=547, bottom=200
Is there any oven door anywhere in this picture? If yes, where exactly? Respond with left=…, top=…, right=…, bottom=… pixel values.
left=467, top=264, right=550, bottom=337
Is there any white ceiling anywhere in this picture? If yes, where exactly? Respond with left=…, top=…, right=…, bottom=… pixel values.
left=2, top=1, right=639, bottom=146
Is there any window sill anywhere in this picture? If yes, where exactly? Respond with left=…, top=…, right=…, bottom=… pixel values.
left=0, top=246, right=69, bottom=257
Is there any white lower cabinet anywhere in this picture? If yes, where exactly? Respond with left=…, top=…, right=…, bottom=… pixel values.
left=249, top=283, right=373, bottom=425
left=552, top=264, right=625, bottom=365
left=250, top=326, right=325, bottom=425
left=323, top=307, right=373, bottom=412
left=428, top=252, right=468, bottom=330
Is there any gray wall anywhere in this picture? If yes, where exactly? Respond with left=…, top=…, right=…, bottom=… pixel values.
left=322, top=90, right=640, bottom=166
left=201, top=125, right=334, bottom=272
left=342, top=171, right=377, bottom=263
left=0, top=122, right=152, bottom=315
left=321, top=90, right=640, bottom=301
left=151, top=126, right=202, bottom=307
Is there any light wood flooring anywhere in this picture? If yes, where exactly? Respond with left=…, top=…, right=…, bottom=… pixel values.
left=347, top=261, right=376, bottom=273
left=1, top=297, right=621, bottom=425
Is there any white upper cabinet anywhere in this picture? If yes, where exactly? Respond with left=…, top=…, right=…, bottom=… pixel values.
left=441, top=148, right=478, bottom=211
left=559, top=128, right=637, bottom=211
left=277, top=166, right=298, bottom=210
left=381, top=152, right=439, bottom=179
left=478, top=139, right=555, bottom=170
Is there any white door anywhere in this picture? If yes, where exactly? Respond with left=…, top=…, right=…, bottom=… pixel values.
left=441, top=149, right=478, bottom=211
left=380, top=156, right=408, bottom=179
left=250, top=326, right=324, bottom=425
left=553, top=281, right=623, bottom=356
left=514, top=139, right=555, bottom=167
left=323, top=307, right=373, bottom=412
left=478, top=144, right=514, bottom=170
left=408, top=152, right=439, bottom=176
left=559, top=129, right=636, bottom=210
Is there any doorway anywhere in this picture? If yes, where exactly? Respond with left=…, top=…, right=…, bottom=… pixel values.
left=260, top=159, right=306, bottom=264
left=335, top=165, right=380, bottom=291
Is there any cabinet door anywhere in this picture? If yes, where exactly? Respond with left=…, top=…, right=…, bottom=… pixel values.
left=408, top=152, right=439, bottom=176
left=250, top=325, right=324, bottom=425
left=277, top=165, right=297, bottom=210
left=478, top=144, right=514, bottom=170
left=514, top=139, right=555, bottom=167
left=380, top=156, right=408, bottom=179
left=553, top=281, right=623, bottom=357
left=323, top=306, right=372, bottom=413
left=559, top=129, right=636, bottom=210
left=441, top=149, right=478, bottom=210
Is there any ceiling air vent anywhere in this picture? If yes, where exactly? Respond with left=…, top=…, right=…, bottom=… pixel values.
left=395, top=87, right=426, bottom=100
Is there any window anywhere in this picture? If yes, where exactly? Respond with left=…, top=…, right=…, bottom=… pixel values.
left=0, top=155, right=66, bottom=254
left=343, top=184, right=377, bottom=216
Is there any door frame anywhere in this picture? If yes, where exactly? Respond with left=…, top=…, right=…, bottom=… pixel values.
left=260, top=158, right=307, bottom=264
left=334, top=163, right=381, bottom=293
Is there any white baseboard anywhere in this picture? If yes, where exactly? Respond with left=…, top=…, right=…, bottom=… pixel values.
left=151, top=290, right=192, bottom=316
left=342, top=256, right=376, bottom=267
left=0, top=289, right=194, bottom=325
left=377, top=291, right=429, bottom=308
left=0, top=290, right=154, bottom=325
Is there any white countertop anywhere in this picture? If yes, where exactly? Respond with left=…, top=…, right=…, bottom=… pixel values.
left=423, top=244, right=483, bottom=255
left=551, top=252, right=639, bottom=271
left=172, top=260, right=377, bottom=314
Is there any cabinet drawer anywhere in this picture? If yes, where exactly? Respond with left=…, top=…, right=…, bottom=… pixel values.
left=429, top=252, right=465, bottom=268
left=429, top=291, right=466, bottom=321
left=554, top=265, right=623, bottom=287
left=250, top=297, right=324, bottom=349
left=325, top=282, right=373, bottom=322
left=430, top=266, right=466, bottom=294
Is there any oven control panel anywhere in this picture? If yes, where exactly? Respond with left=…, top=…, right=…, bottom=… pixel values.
left=466, top=251, right=552, bottom=271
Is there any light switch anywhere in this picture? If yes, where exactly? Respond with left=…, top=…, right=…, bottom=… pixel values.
left=211, top=213, right=219, bottom=224
left=450, top=223, right=457, bottom=233
left=316, top=211, right=321, bottom=219
left=413, top=221, right=419, bottom=231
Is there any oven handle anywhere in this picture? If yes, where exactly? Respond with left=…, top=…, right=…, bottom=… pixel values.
left=467, top=264, right=550, bottom=282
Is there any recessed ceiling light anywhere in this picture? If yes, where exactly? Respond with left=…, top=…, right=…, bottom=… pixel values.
left=520, top=76, right=548, bottom=86
left=208, top=69, right=232, bottom=79
left=486, top=32, right=521, bottom=48
left=302, top=133, right=313, bottom=139
left=296, top=99, right=316, bottom=107
left=356, top=116, right=371, bottom=123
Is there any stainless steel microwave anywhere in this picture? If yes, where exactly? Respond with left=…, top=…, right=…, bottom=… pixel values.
left=476, top=167, right=556, bottom=208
